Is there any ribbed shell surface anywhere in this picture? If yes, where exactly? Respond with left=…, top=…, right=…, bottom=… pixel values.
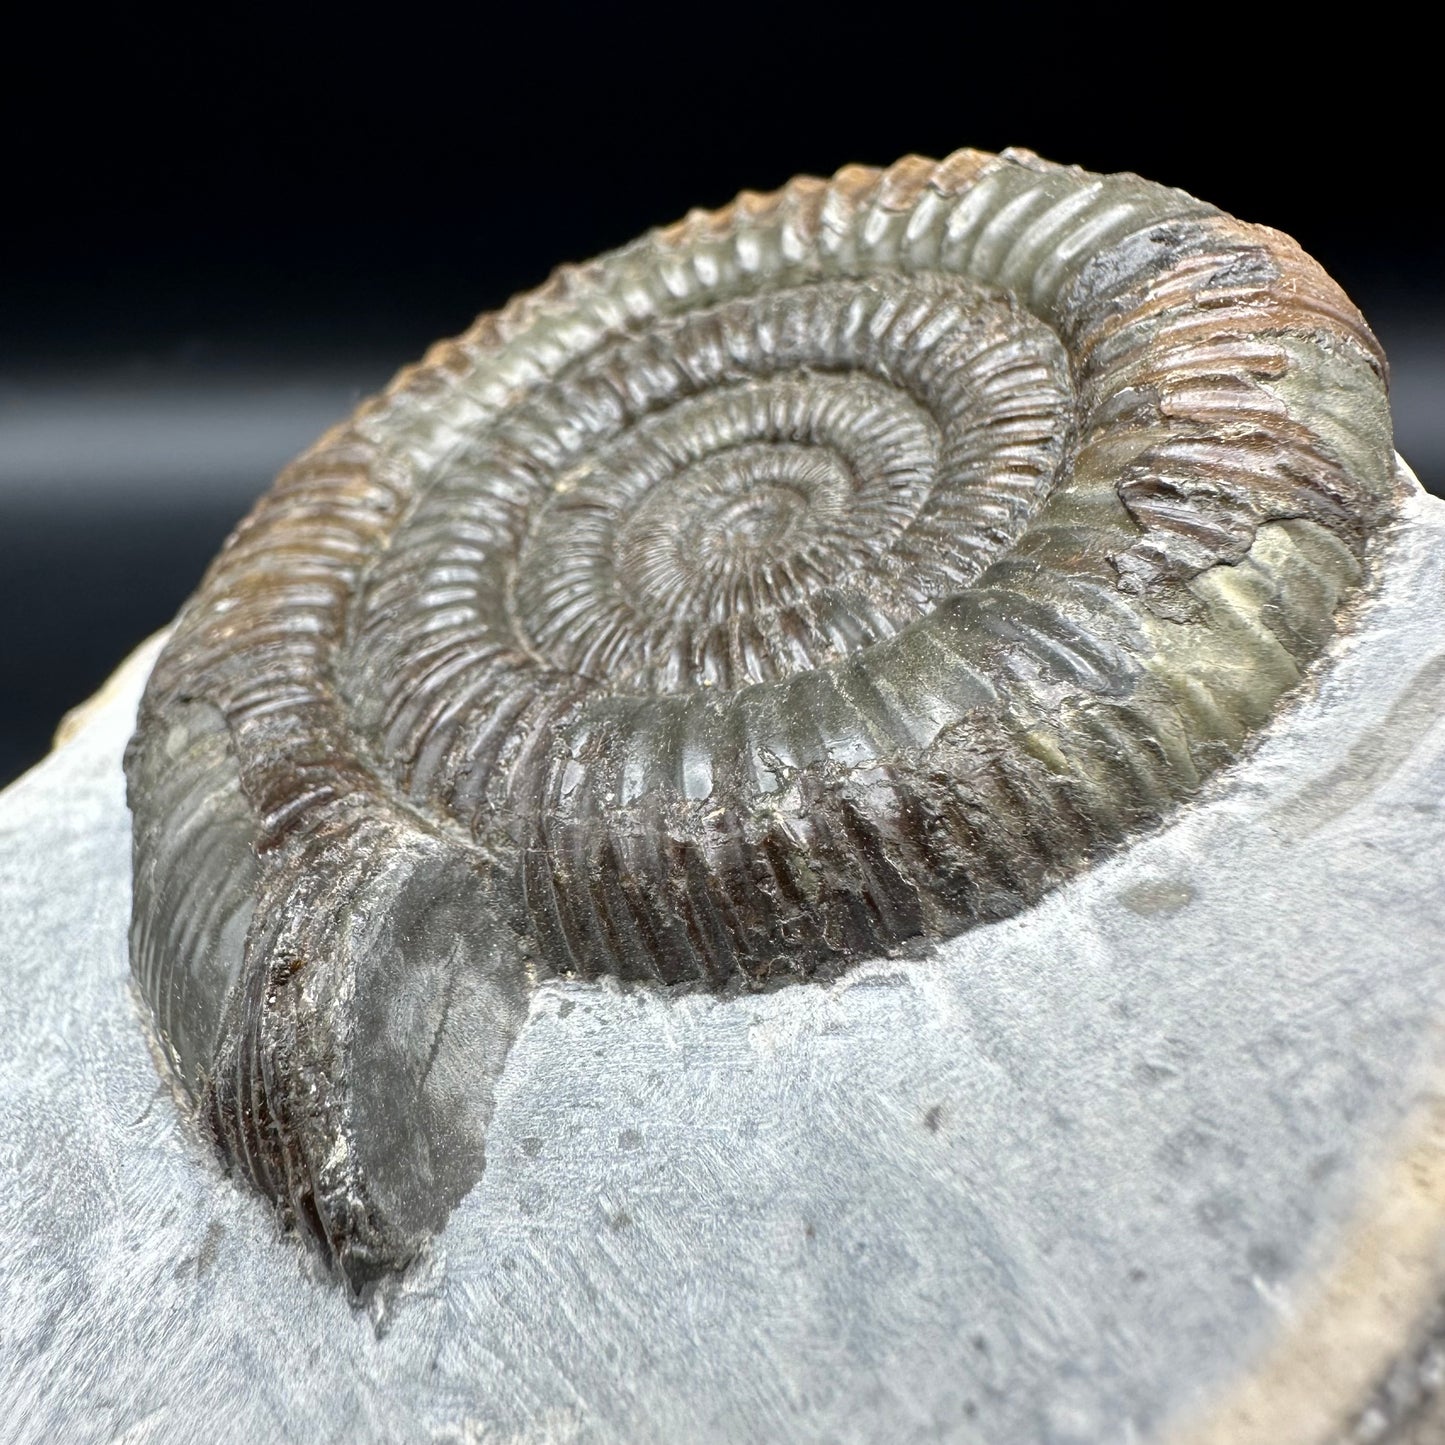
left=125, top=147, right=1397, bottom=1287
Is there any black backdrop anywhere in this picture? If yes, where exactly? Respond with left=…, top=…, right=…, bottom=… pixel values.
left=3, top=8, right=1439, bottom=784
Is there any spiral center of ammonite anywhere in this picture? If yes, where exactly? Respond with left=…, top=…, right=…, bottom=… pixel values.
left=677, top=452, right=820, bottom=552
left=541, top=374, right=940, bottom=653
left=713, top=484, right=798, bottom=544
left=483, top=277, right=1075, bottom=699
left=621, top=445, right=832, bottom=607
left=346, top=273, right=1076, bottom=823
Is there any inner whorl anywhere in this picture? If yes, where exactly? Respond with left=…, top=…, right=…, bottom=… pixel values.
left=125, top=147, right=1398, bottom=1287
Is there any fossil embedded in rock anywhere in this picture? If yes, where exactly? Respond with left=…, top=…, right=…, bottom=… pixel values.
left=125, top=147, right=1398, bottom=1291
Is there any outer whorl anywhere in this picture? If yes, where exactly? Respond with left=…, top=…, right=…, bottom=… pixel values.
left=125, top=147, right=1398, bottom=1290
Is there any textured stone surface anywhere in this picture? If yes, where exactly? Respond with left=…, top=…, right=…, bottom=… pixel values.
left=2, top=479, right=1444, bottom=1443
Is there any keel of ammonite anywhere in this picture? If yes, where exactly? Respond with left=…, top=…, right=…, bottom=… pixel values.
left=125, top=147, right=1398, bottom=1288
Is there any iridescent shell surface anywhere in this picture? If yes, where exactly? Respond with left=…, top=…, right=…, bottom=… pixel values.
left=125, top=147, right=1397, bottom=1288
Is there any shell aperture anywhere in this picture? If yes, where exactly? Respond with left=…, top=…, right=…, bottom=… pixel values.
left=124, top=147, right=1397, bottom=1289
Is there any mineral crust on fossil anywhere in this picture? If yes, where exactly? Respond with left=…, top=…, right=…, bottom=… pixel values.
left=124, top=146, right=1398, bottom=1289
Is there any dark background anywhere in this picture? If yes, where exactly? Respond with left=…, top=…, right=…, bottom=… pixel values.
left=3, top=10, right=1439, bottom=786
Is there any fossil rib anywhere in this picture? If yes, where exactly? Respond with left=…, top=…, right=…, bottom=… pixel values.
left=125, top=147, right=1397, bottom=1291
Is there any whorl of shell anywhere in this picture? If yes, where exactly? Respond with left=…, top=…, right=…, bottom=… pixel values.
left=125, top=147, right=1397, bottom=1290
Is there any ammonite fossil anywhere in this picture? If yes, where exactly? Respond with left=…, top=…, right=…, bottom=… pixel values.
left=125, top=147, right=1397, bottom=1292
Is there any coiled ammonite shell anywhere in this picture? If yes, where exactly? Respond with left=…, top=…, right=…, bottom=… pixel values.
left=126, top=147, right=1397, bottom=1290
